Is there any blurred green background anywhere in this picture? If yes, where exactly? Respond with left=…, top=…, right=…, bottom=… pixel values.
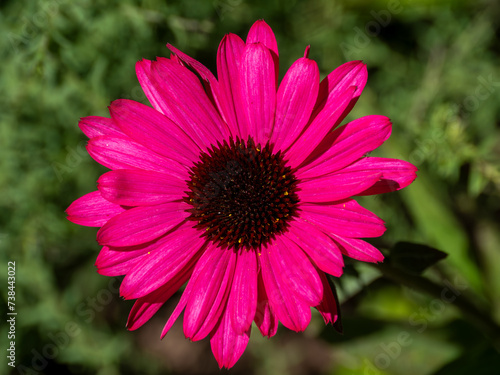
left=1, top=0, right=500, bottom=374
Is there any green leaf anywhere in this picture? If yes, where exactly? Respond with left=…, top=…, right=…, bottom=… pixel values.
left=390, top=241, right=448, bottom=275
left=432, top=346, right=500, bottom=375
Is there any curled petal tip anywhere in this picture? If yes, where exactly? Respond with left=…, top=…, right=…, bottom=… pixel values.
left=304, top=45, right=311, bottom=58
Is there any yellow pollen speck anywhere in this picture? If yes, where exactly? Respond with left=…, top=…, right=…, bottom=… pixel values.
left=284, top=191, right=289, bottom=196
left=282, top=175, right=286, bottom=178
left=274, top=218, right=279, bottom=223
left=256, top=147, right=261, bottom=152
left=238, top=238, right=242, bottom=243
left=148, top=252, right=150, bottom=255
left=228, top=213, right=232, bottom=217
left=258, top=252, right=261, bottom=256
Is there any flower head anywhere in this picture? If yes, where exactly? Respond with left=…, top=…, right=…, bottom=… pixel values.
left=67, top=20, right=417, bottom=368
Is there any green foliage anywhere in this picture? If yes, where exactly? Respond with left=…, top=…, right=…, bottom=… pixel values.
left=1, top=0, right=499, bottom=374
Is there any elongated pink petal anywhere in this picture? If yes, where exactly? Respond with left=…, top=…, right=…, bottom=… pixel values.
left=239, top=43, right=276, bottom=144
left=298, top=170, right=382, bottom=203
left=87, top=136, right=188, bottom=179
left=271, top=57, right=319, bottom=151
left=259, top=244, right=312, bottom=332
left=311, top=60, right=367, bottom=126
left=127, top=261, right=194, bottom=330
left=183, top=246, right=237, bottom=341
left=330, top=234, right=384, bottom=262
left=315, top=271, right=339, bottom=325
left=298, top=115, right=392, bottom=178
left=161, top=282, right=192, bottom=339
left=166, top=44, right=225, bottom=124
left=275, top=237, right=323, bottom=305
left=287, top=86, right=356, bottom=168
left=246, top=20, right=279, bottom=84
left=96, top=232, right=188, bottom=276
left=109, top=99, right=200, bottom=166
left=78, top=116, right=125, bottom=138
left=300, top=200, right=386, bottom=238
left=217, top=33, right=246, bottom=138
left=246, top=20, right=278, bottom=56
left=210, top=303, right=251, bottom=369
left=97, top=202, right=190, bottom=247
left=97, top=169, right=185, bottom=206
left=136, top=59, right=168, bottom=115
left=351, top=157, right=418, bottom=195
left=254, top=273, right=278, bottom=338
left=286, top=218, right=344, bottom=277
left=66, top=191, right=126, bottom=227
left=230, top=249, right=258, bottom=334
left=120, top=224, right=205, bottom=299
left=166, top=43, right=218, bottom=88
left=95, top=245, right=149, bottom=276
left=150, top=58, right=229, bottom=147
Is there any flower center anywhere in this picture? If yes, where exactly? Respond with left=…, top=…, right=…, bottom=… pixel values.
left=184, top=137, right=300, bottom=250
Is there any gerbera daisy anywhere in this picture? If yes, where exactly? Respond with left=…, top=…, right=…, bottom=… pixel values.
left=67, top=20, right=417, bottom=368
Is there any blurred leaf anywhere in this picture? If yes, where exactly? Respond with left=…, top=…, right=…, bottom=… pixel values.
left=396, top=167, right=483, bottom=293
left=390, top=241, right=447, bottom=275
left=432, top=346, right=500, bottom=375
left=468, top=162, right=489, bottom=197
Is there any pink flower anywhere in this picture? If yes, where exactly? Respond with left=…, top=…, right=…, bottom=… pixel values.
left=67, top=20, right=417, bottom=368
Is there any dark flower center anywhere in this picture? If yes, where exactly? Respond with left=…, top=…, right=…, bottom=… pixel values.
left=184, top=137, right=300, bottom=251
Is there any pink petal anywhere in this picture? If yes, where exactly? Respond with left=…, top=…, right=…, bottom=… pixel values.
left=95, top=245, right=149, bottom=277
left=87, top=136, right=188, bottom=179
left=183, top=245, right=237, bottom=341
left=78, top=116, right=125, bottom=138
left=109, top=99, right=200, bottom=167
left=166, top=43, right=219, bottom=88
left=96, top=233, right=185, bottom=276
left=230, top=249, right=258, bottom=334
left=119, top=224, right=206, bottom=299
left=300, top=199, right=386, bottom=238
left=96, top=202, right=190, bottom=247
left=298, top=115, right=392, bottom=179
left=126, top=261, right=194, bottom=331
left=298, top=170, right=382, bottom=203
left=271, top=57, right=319, bottom=151
left=330, top=235, right=384, bottom=263
left=311, top=60, right=368, bottom=127
left=216, top=33, right=246, bottom=138
left=150, top=57, right=229, bottom=147
left=210, top=304, right=251, bottom=369
left=315, top=271, right=339, bottom=325
left=254, top=272, right=278, bottom=338
left=161, top=279, right=193, bottom=339
left=350, top=157, right=418, bottom=195
left=166, top=44, right=225, bottom=125
left=259, top=244, right=312, bottom=332
left=286, top=86, right=356, bottom=168
left=97, top=169, right=185, bottom=206
left=66, top=190, right=126, bottom=227
left=239, top=43, right=276, bottom=144
left=286, top=218, right=344, bottom=277
left=275, top=237, right=323, bottom=305
left=136, top=59, right=169, bottom=116
left=246, top=20, right=279, bottom=84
